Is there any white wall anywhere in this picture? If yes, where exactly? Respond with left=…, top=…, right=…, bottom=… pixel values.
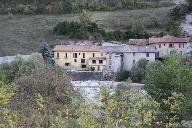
left=111, top=53, right=122, bottom=72
left=105, top=53, right=122, bottom=73
left=123, top=52, right=156, bottom=71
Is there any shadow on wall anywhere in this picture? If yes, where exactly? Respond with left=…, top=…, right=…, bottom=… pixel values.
left=70, top=71, right=115, bottom=81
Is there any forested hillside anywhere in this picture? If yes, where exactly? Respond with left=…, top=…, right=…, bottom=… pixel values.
left=0, top=0, right=174, bottom=14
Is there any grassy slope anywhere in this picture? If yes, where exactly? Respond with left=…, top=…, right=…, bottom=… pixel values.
left=0, top=7, right=172, bottom=56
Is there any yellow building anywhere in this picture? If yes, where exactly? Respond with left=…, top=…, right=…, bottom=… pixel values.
left=53, top=45, right=107, bottom=71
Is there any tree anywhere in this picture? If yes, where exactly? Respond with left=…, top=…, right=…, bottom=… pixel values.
left=0, top=53, right=81, bottom=127
left=38, top=42, right=55, bottom=66
left=131, top=59, right=148, bottom=83
left=80, top=9, right=91, bottom=26
left=62, top=0, right=72, bottom=13
left=0, top=53, right=44, bottom=82
left=95, top=84, right=160, bottom=127
left=187, top=0, right=192, bottom=11
left=0, top=75, right=15, bottom=105
left=0, top=74, right=18, bottom=128
left=131, top=20, right=145, bottom=36
left=115, top=69, right=130, bottom=82
left=144, top=52, right=192, bottom=125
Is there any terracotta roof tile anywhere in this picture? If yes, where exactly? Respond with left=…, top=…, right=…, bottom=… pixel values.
left=53, top=45, right=101, bottom=52
left=149, top=35, right=187, bottom=44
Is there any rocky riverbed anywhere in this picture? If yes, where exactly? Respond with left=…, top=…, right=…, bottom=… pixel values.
left=181, top=14, right=192, bottom=35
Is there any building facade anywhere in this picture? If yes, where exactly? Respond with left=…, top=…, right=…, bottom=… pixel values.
left=53, top=45, right=107, bottom=71
left=149, top=35, right=187, bottom=57
left=53, top=35, right=187, bottom=73
left=102, top=45, right=157, bottom=72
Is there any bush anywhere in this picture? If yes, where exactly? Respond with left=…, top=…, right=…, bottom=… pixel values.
left=116, top=70, right=130, bottom=82
left=53, top=20, right=150, bottom=41
left=130, top=59, right=148, bottom=83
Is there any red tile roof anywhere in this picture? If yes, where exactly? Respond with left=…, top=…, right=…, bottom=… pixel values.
left=149, top=35, right=187, bottom=44
left=53, top=45, right=101, bottom=52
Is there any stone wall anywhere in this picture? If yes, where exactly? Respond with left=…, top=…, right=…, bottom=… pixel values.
left=70, top=71, right=115, bottom=81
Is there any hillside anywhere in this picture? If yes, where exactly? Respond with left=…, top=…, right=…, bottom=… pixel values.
left=0, top=0, right=174, bottom=14
left=0, top=6, right=172, bottom=56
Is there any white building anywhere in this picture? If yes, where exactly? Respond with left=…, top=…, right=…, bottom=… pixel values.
left=149, top=35, right=187, bottom=57
left=101, top=45, right=157, bottom=72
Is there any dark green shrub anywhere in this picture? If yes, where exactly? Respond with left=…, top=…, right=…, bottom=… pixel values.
left=131, top=59, right=148, bottom=83
left=116, top=70, right=130, bottom=82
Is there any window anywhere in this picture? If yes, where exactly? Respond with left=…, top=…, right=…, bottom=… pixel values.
left=73, top=53, right=77, bottom=58
left=83, top=53, right=85, bottom=58
left=74, top=59, right=77, bottom=62
left=133, top=60, right=136, bottom=64
left=99, top=60, right=103, bottom=64
left=179, top=44, right=181, bottom=48
left=159, top=44, right=161, bottom=48
left=164, top=44, right=165, bottom=46
left=81, top=59, right=85, bottom=63
left=65, top=63, right=70, bottom=66
left=101, top=53, right=103, bottom=56
left=183, top=44, right=185, bottom=48
left=92, top=60, right=96, bottom=64
left=146, top=53, right=149, bottom=57
left=81, top=65, right=86, bottom=68
left=56, top=53, right=59, bottom=58
left=65, top=53, right=68, bottom=58
left=93, top=53, right=95, bottom=57
left=169, top=44, right=174, bottom=48
left=133, top=53, right=135, bottom=56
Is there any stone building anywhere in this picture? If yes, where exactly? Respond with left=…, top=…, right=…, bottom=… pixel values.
left=149, top=35, right=187, bottom=57
left=101, top=45, right=157, bottom=72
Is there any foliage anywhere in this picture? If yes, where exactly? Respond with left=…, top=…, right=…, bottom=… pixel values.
left=0, top=53, right=44, bottom=81
left=0, top=79, right=15, bottom=105
left=0, top=0, right=175, bottom=14
left=115, top=69, right=130, bottom=82
left=166, top=19, right=181, bottom=37
left=131, top=59, right=148, bottom=83
left=53, top=19, right=150, bottom=41
left=38, top=42, right=55, bottom=66
left=145, top=52, right=192, bottom=124
left=0, top=52, right=191, bottom=127
left=0, top=52, right=80, bottom=127
left=187, top=0, right=192, bottom=11
left=53, top=20, right=102, bottom=40
left=80, top=9, right=91, bottom=26
left=0, top=109, right=23, bottom=128
left=94, top=84, right=160, bottom=127
left=166, top=3, right=189, bottom=37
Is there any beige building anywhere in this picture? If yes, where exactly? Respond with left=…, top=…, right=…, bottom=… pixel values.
left=149, top=35, right=187, bottom=57
left=53, top=45, right=107, bottom=71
